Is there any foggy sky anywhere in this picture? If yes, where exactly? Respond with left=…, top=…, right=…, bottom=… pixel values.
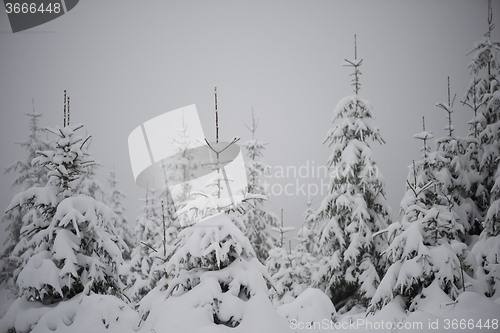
left=0, top=0, right=498, bottom=242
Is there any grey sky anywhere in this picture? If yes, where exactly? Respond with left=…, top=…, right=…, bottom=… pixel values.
left=0, top=0, right=497, bottom=240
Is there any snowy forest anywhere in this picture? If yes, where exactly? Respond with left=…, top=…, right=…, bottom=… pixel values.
left=1, top=3, right=500, bottom=333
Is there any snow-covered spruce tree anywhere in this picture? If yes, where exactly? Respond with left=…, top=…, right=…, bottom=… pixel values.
left=4, top=97, right=127, bottom=305
left=106, top=166, right=134, bottom=260
left=296, top=199, right=320, bottom=256
left=461, top=77, right=489, bottom=236
left=476, top=1, right=500, bottom=232
left=137, top=89, right=289, bottom=332
left=462, top=0, right=500, bottom=233
left=127, top=188, right=163, bottom=303
left=434, top=78, right=477, bottom=239
left=165, top=112, right=198, bottom=228
left=266, top=246, right=318, bottom=306
left=154, top=117, right=192, bottom=249
left=156, top=188, right=182, bottom=261
left=266, top=210, right=318, bottom=309
left=139, top=182, right=286, bottom=330
left=169, top=113, right=196, bottom=200
left=138, top=212, right=289, bottom=331
left=313, top=37, right=391, bottom=311
left=128, top=186, right=178, bottom=304
left=369, top=119, right=472, bottom=313
left=462, top=76, right=489, bottom=232
left=472, top=86, right=500, bottom=298
left=472, top=161, right=500, bottom=299
left=467, top=0, right=500, bottom=301
left=129, top=112, right=197, bottom=293
left=235, top=110, right=279, bottom=263
left=266, top=208, right=336, bottom=323
left=1, top=100, right=50, bottom=287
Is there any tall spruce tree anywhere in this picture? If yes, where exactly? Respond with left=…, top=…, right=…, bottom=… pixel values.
left=463, top=0, right=500, bottom=218
left=266, top=207, right=318, bottom=306
left=236, top=110, right=278, bottom=263
left=106, top=166, right=134, bottom=260
left=137, top=90, right=287, bottom=332
left=314, top=36, right=391, bottom=311
left=296, top=199, right=320, bottom=256
left=369, top=119, right=471, bottom=313
left=469, top=0, right=500, bottom=300
left=5, top=93, right=127, bottom=305
left=127, top=188, right=164, bottom=302
left=1, top=99, right=50, bottom=286
left=434, top=78, right=476, bottom=239
left=473, top=160, right=500, bottom=299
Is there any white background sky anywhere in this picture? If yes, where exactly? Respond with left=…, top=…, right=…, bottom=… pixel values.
left=1, top=0, right=498, bottom=240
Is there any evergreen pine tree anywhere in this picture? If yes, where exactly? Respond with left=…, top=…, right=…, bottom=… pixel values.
left=369, top=119, right=471, bottom=313
left=1, top=99, right=50, bottom=286
left=463, top=0, right=500, bottom=220
left=127, top=187, right=163, bottom=302
left=236, top=110, right=278, bottom=263
left=296, top=199, right=320, bottom=256
left=472, top=162, right=500, bottom=299
left=469, top=0, right=500, bottom=300
left=265, top=208, right=318, bottom=306
left=5, top=93, right=127, bottom=305
left=106, top=166, right=134, bottom=259
left=137, top=90, right=288, bottom=331
left=138, top=213, right=279, bottom=330
left=314, top=36, right=391, bottom=311
left=472, top=86, right=500, bottom=298
left=168, top=114, right=196, bottom=202
left=266, top=246, right=318, bottom=306
left=434, top=78, right=477, bottom=238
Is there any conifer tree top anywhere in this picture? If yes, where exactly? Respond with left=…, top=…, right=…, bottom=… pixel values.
left=344, top=35, right=363, bottom=95
left=467, top=0, right=500, bottom=76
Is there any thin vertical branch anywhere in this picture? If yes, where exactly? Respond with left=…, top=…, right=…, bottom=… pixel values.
left=251, top=107, right=257, bottom=140
left=215, top=87, right=219, bottom=143
left=488, top=0, right=493, bottom=28
left=472, top=83, right=478, bottom=138
left=412, top=160, right=417, bottom=190
left=354, top=34, right=357, bottom=60
left=162, top=199, right=167, bottom=257
left=280, top=208, right=284, bottom=248
left=422, top=116, right=429, bottom=159
left=448, top=77, right=452, bottom=137
left=437, top=77, right=456, bottom=137
left=63, top=90, right=67, bottom=127
left=67, top=96, right=70, bottom=126
left=214, top=87, right=221, bottom=202
left=345, top=35, right=361, bottom=95
left=244, top=107, right=259, bottom=141
left=460, top=257, right=466, bottom=292
left=487, top=0, right=493, bottom=77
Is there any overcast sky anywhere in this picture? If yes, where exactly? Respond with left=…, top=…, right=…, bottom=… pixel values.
left=0, top=0, right=498, bottom=240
